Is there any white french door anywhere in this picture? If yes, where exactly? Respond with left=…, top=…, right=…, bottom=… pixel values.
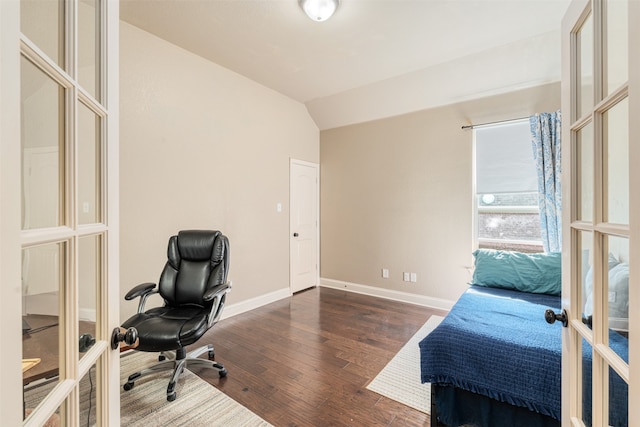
left=1, top=0, right=120, bottom=425
left=561, top=0, right=638, bottom=425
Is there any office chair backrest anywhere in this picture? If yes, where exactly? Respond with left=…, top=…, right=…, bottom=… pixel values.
left=158, top=230, right=229, bottom=308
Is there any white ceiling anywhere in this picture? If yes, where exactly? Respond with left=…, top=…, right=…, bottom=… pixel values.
left=120, top=0, right=571, bottom=129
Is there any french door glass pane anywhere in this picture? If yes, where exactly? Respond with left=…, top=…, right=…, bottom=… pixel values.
left=80, top=363, right=98, bottom=426
left=582, top=359, right=628, bottom=427
left=22, top=242, right=65, bottom=413
left=582, top=337, right=592, bottom=426
left=78, top=0, right=100, bottom=101
left=609, top=366, right=628, bottom=427
left=605, top=235, right=629, bottom=361
left=605, top=0, right=628, bottom=96
left=20, top=0, right=64, bottom=68
left=21, top=56, right=65, bottom=230
left=579, top=13, right=594, bottom=119
left=577, top=122, right=594, bottom=222
left=78, top=235, right=100, bottom=360
left=581, top=231, right=594, bottom=324
left=604, top=97, right=629, bottom=225
left=78, top=102, right=101, bottom=224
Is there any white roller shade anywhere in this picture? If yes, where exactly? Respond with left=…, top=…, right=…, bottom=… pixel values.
left=475, top=120, right=538, bottom=194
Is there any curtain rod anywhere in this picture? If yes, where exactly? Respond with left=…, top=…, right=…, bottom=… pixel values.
left=461, top=116, right=529, bottom=130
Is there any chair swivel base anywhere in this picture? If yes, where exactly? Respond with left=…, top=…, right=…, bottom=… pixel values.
left=123, top=344, right=227, bottom=401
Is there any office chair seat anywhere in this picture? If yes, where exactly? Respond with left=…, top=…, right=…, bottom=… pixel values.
left=121, top=230, right=231, bottom=401
left=122, top=306, right=209, bottom=352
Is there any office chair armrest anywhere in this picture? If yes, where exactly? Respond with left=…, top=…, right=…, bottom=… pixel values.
left=205, top=280, right=232, bottom=327
left=125, top=282, right=159, bottom=314
left=124, top=282, right=157, bottom=300
left=203, top=280, right=232, bottom=302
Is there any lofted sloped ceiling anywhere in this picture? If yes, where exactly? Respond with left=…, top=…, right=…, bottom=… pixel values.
left=120, top=0, right=571, bottom=130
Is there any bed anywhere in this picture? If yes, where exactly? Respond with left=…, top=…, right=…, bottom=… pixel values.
left=419, top=250, right=629, bottom=427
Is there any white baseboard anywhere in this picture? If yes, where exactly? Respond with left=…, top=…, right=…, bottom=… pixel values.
left=320, top=278, right=454, bottom=312
left=80, top=308, right=96, bottom=322
left=221, top=287, right=292, bottom=320
left=24, top=293, right=58, bottom=317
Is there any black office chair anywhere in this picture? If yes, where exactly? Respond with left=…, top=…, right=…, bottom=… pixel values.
left=121, top=230, right=231, bottom=401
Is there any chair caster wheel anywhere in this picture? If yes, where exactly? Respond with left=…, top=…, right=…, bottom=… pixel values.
left=167, top=393, right=176, bottom=402
left=219, top=368, right=227, bottom=378
left=208, top=350, right=215, bottom=360
left=123, top=382, right=134, bottom=391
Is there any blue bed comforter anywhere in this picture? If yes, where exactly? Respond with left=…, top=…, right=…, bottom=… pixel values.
left=420, top=286, right=562, bottom=419
left=420, top=285, right=628, bottom=422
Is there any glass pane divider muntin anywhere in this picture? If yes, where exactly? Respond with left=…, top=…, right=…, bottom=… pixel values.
left=78, top=341, right=106, bottom=378
left=596, top=83, right=629, bottom=112
left=570, top=114, right=592, bottom=133
left=21, top=226, right=107, bottom=247
left=594, top=342, right=629, bottom=382
left=76, top=223, right=108, bottom=236
left=21, top=34, right=104, bottom=119
left=78, top=89, right=107, bottom=117
left=24, top=379, right=76, bottom=427
left=570, top=318, right=594, bottom=344
left=570, top=220, right=595, bottom=232
left=21, top=227, right=76, bottom=247
left=569, top=417, right=587, bottom=427
left=20, top=39, right=72, bottom=93
left=593, top=222, right=629, bottom=238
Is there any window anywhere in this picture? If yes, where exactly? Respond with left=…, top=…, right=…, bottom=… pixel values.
left=475, top=120, right=542, bottom=253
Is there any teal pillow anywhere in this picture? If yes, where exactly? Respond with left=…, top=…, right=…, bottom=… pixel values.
left=472, top=249, right=562, bottom=296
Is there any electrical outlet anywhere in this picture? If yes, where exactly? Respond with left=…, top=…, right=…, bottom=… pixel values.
left=403, top=272, right=410, bottom=282
left=410, top=273, right=417, bottom=282
left=382, top=268, right=389, bottom=279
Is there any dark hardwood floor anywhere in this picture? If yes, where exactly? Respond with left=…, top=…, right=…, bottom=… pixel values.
left=189, top=286, right=447, bottom=427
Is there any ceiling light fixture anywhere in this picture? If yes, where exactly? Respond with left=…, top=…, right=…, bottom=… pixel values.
left=299, top=0, right=339, bottom=22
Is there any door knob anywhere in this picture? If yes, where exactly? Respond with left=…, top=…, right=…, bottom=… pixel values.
left=545, top=308, right=568, bottom=327
left=293, top=232, right=299, bottom=237
left=111, top=327, right=138, bottom=350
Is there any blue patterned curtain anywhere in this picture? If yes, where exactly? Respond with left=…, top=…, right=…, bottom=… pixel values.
left=530, top=111, right=562, bottom=253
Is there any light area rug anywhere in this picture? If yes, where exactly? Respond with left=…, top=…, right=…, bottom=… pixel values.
left=366, top=315, right=444, bottom=413
left=24, top=351, right=272, bottom=427
left=120, top=352, right=272, bottom=426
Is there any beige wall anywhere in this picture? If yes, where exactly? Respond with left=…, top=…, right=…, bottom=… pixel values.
left=119, top=22, right=319, bottom=322
left=320, top=82, right=561, bottom=305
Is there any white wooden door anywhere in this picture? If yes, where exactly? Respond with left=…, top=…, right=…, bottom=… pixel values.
left=0, top=0, right=121, bottom=425
left=290, top=159, right=319, bottom=293
left=561, top=0, right=638, bottom=425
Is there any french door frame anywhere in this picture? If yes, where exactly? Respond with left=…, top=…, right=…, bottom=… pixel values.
left=0, top=0, right=120, bottom=425
left=561, top=0, right=638, bottom=425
